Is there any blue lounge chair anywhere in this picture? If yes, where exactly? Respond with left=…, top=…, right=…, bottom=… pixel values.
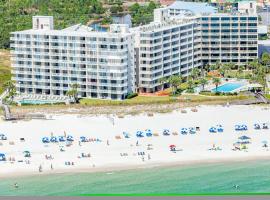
left=189, top=127, right=196, bottom=134
left=163, top=129, right=170, bottom=136
left=0, top=153, right=6, bottom=161
left=254, top=123, right=260, bottom=130
left=136, top=131, right=144, bottom=138
left=42, top=137, right=50, bottom=143
left=58, top=136, right=66, bottom=142
left=0, top=134, right=7, bottom=140
left=209, top=127, right=217, bottom=133
left=66, top=135, right=74, bottom=142
left=145, top=129, right=152, bottom=137
left=181, top=128, right=188, bottom=135
left=80, top=136, right=87, bottom=142
left=50, top=136, right=58, bottom=143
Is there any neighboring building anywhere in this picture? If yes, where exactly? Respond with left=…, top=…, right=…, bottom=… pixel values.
left=200, top=13, right=258, bottom=65
left=10, top=16, right=135, bottom=100
left=168, top=1, right=217, bottom=16
left=258, top=39, right=270, bottom=57
left=238, top=0, right=257, bottom=15
left=258, top=24, right=268, bottom=38
left=132, top=7, right=258, bottom=92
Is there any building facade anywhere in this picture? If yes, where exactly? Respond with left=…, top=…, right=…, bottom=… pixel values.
left=132, top=19, right=202, bottom=93
left=10, top=17, right=135, bottom=100
left=200, top=14, right=258, bottom=65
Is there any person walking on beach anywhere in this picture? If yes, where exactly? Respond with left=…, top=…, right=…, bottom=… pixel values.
left=136, top=140, right=139, bottom=146
left=50, top=163, right=53, bottom=170
left=148, top=154, right=151, bottom=160
left=107, top=140, right=110, bottom=146
left=39, top=165, right=43, bottom=172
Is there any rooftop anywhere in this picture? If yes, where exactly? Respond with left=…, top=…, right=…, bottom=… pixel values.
left=168, top=1, right=217, bottom=15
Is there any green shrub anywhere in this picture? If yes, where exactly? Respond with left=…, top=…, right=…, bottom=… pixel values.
left=126, top=93, right=138, bottom=99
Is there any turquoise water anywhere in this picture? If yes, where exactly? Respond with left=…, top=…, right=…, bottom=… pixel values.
left=1, top=160, right=270, bottom=196
left=19, top=99, right=59, bottom=105
left=212, top=83, right=244, bottom=93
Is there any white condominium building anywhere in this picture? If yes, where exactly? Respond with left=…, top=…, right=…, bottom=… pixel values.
left=200, top=14, right=258, bottom=65
left=131, top=19, right=202, bottom=93
left=10, top=16, right=135, bottom=100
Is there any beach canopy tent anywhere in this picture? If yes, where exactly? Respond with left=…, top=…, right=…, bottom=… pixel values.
left=80, top=136, right=87, bottom=142
left=235, top=124, right=248, bottom=131
left=42, top=137, right=50, bottom=143
left=163, top=129, right=170, bottom=136
left=66, top=135, right=74, bottom=141
left=23, top=151, right=31, bottom=157
left=238, top=135, right=251, bottom=140
left=58, top=136, right=66, bottom=142
left=145, top=129, right=152, bottom=137
left=136, top=131, right=144, bottom=138
left=181, top=128, right=188, bottom=134
left=0, top=134, right=7, bottom=140
left=0, top=153, right=6, bottom=161
left=50, top=136, right=58, bottom=143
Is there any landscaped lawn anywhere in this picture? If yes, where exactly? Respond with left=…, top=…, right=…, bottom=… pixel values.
left=79, top=94, right=252, bottom=106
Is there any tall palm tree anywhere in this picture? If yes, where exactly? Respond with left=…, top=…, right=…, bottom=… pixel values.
left=67, top=83, right=80, bottom=103
left=212, top=77, right=221, bottom=92
left=199, top=78, right=208, bottom=91
left=3, top=80, right=16, bottom=101
left=168, top=75, right=182, bottom=95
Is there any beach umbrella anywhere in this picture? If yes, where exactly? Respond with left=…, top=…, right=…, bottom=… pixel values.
left=169, top=145, right=176, bottom=148
left=238, top=135, right=251, bottom=140
left=262, top=140, right=268, bottom=144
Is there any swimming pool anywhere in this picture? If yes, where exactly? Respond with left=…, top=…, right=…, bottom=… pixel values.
left=212, top=82, right=245, bottom=93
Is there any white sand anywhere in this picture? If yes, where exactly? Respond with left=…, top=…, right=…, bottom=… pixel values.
left=0, top=105, right=269, bottom=178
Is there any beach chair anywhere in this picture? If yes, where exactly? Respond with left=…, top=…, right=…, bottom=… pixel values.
left=172, top=132, right=178, bottom=136
left=115, top=135, right=121, bottom=139
left=153, top=133, right=159, bottom=137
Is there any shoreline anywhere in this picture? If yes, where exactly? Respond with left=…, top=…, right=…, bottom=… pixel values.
left=1, top=154, right=270, bottom=180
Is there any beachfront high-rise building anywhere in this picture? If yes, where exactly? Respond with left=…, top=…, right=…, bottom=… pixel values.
left=10, top=17, right=135, bottom=100
left=200, top=14, right=258, bottom=65
left=10, top=2, right=259, bottom=98
left=132, top=5, right=258, bottom=92
left=131, top=17, right=202, bottom=93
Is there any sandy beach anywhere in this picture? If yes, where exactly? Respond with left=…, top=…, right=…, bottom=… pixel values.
left=0, top=105, right=269, bottom=178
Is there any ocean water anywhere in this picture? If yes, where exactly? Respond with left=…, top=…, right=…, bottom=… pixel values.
left=1, top=160, right=270, bottom=196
